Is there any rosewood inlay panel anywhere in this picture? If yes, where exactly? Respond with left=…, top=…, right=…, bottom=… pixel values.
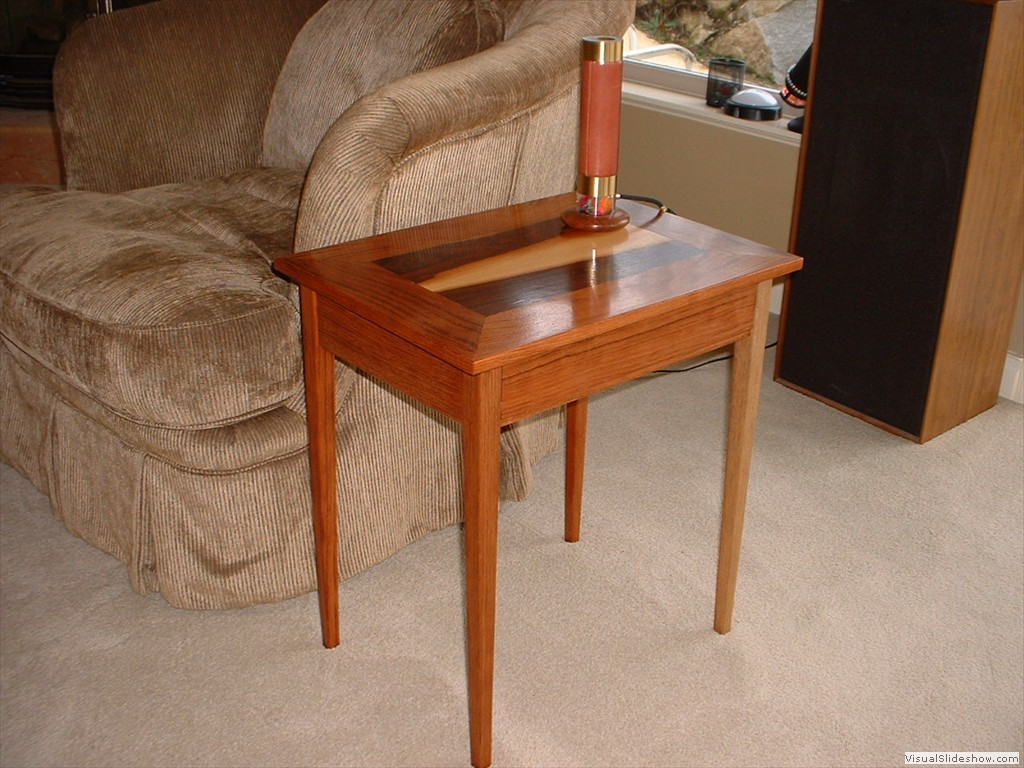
left=377, top=217, right=699, bottom=316
left=376, top=218, right=565, bottom=281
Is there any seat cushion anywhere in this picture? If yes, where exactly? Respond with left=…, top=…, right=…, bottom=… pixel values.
left=262, top=0, right=504, bottom=173
left=0, top=167, right=304, bottom=429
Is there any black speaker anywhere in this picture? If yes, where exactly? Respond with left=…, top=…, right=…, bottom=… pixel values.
left=776, top=0, right=1024, bottom=442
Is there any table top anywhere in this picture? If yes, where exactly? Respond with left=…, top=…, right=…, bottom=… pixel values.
left=275, top=193, right=801, bottom=375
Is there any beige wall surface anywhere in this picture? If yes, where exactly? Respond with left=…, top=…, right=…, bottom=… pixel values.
left=618, top=97, right=1024, bottom=361
left=618, top=103, right=798, bottom=253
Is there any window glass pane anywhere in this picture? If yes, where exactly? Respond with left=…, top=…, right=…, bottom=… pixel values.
left=628, top=0, right=817, bottom=88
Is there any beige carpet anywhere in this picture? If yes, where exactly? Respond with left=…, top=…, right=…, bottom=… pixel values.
left=2, top=350, right=1022, bottom=768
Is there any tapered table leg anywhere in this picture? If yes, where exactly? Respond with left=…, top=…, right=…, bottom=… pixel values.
left=565, top=397, right=588, bottom=542
left=462, top=369, right=502, bottom=768
left=714, top=280, right=771, bottom=635
left=300, top=287, right=340, bottom=649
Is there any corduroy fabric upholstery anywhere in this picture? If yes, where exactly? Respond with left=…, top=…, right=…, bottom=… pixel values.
left=55, top=0, right=325, bottom=193
left=0, top=0, right=637, bottom=609
left=297, top=0, right=627, bottom=248
left=0, top=169, right=304, bottom=429
left=262, top=0, right=505, bottom=173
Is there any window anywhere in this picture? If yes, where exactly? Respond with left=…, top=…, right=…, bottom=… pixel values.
left=624, top=0, right=818, bottom=102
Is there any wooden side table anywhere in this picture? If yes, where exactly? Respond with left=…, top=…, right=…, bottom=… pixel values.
left=275, top=193, right=801, bottom=768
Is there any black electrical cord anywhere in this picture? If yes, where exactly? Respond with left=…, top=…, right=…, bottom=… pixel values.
left=616, top=193, right=675, bottom=216
left=647, top=341, right=779, bottom=377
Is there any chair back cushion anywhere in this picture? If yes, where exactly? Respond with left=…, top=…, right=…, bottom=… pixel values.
left=262, top=0, right=505, bottom=173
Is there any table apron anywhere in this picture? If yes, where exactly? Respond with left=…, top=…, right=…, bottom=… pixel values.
left=500, top=287, right=757, bottom=423
left=315, top=283, right=758, bottom=428
left=317, top=297, right=468, bottom=421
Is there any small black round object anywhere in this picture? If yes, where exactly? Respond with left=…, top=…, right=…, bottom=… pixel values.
left=723, top=89, right=782, bottom=121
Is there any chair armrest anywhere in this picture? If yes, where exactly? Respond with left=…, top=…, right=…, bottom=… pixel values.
left=294, top=0, right=635, bottom=251
left=54, top=0, right=324, bottom=192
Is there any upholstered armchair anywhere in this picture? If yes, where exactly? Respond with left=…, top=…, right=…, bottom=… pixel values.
left=0, top=0, right=636, bottom=609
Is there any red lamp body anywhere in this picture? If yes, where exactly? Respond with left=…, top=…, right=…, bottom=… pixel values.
left=562, top=36, right=630, bottom=231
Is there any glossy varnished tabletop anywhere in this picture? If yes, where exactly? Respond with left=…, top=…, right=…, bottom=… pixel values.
left=275, top=192, right=802, bottom=768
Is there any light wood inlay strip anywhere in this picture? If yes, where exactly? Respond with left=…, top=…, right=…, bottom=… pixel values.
left=419, top=226, right=667, bottom=292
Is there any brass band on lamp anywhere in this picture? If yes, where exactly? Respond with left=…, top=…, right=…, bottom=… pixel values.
left=562, top=35, right=630, bottom=232
left=576, top=173, right=617, bottom=199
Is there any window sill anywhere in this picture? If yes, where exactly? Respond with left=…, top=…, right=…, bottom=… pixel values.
left=622, top=61, right=803, bottom=149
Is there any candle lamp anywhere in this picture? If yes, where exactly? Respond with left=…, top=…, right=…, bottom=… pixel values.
left=562, top=35, right=630, bottom=232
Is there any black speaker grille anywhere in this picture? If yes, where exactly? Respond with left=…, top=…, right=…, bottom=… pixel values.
left=779, top=0, right=992, bottom=436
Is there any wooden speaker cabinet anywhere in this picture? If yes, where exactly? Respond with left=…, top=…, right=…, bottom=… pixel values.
left=775, top=0, right=1023, bottom=442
